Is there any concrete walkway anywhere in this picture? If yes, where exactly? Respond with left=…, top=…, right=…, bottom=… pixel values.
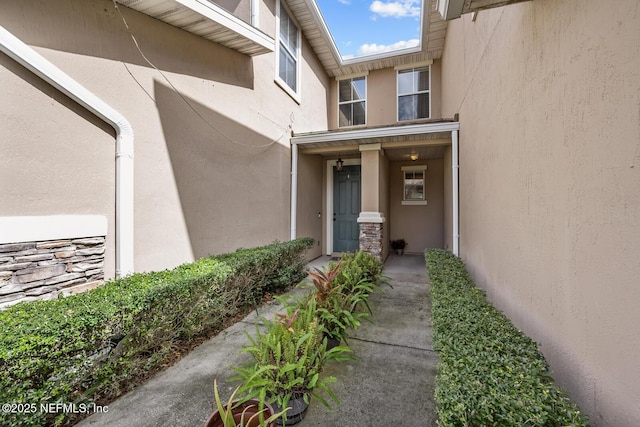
left=78, top=254, right=438, bottom=427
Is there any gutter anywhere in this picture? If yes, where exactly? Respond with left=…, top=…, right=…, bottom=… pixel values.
left=250, top=0, right=259, bottom=27
left=0, top=25, right=134, bottom=277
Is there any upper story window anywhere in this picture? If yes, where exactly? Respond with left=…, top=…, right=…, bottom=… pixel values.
left=276, top=1, right=300, bottom=98
left=397, top=66, right=430, bottom=121
left=338, top=76, right=366, bottom=127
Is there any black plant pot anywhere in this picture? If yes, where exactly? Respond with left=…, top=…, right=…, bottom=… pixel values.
left=270, top=393, right=310, bottom=426
left=325, top=335, right=340, bottom=351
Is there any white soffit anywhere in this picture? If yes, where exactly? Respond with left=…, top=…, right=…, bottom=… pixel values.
left=437, top=0, right=532, bottom=20
left=116, top=0, right=274, bottom=55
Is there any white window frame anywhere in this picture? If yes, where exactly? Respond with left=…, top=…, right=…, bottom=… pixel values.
left=401, top=165, right=428, bottom=205
left=337, top=75, right=367, bottom=128
left=396, top=65, right=431, bottom=122
left=275, top=0, right=301, bottom=102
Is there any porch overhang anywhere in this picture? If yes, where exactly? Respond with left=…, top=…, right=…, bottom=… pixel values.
left=291, top=121, right=460, bottom=154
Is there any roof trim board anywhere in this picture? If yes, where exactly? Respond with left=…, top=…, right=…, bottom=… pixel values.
left=292, top=121, right=460, bottom=146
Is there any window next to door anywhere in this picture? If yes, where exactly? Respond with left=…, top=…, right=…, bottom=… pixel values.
left=402, top=165, right=427, bottom=205
left=338, top=75, right=366, bottom=127
left=397, top=66, right=430, bottom=121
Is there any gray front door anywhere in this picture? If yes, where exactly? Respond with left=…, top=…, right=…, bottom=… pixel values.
left=333, top=165, right=361, bottom=252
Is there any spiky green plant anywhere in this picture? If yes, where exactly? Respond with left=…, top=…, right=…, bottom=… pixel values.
left=233, top=299, right=353, bottom=424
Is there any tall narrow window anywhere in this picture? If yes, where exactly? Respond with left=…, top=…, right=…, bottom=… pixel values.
left=277, top=2, right=299, bottom=95
left=338, top=76, right=366, bottom=127
left=397, top=66, right=430, bottom=121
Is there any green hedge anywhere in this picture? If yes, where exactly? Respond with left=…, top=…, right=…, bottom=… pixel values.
left=425, top=249, right=589, bottom=427
left=0, top=238, right=313, bottom=427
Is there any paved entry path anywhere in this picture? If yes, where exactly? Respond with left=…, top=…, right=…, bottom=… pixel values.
left=298, top=253, right=438, bottom=426
left=78, top=254, right=438, bottom=427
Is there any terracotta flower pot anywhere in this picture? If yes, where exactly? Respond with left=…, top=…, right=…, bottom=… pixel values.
left=204, top=399, right=277, bottom=427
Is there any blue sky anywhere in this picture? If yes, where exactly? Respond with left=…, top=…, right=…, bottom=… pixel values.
left=315, top=0, right=422, bottom=59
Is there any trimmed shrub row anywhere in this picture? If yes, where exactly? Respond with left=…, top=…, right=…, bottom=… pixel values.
left=425, top=249, right=589, bottom=427
left=0, top=238, right=313, bottom=427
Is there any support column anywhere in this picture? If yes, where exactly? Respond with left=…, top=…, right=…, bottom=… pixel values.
left=452, top=130, right=459, bottom=256
left=358, top=143, right=385, bottom=261
left=290, top=142, right=298, bottom=241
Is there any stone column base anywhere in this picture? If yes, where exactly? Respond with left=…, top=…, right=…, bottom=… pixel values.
left=357, top=212, right=385, bottom=262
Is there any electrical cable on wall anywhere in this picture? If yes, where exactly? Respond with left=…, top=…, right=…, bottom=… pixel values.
left=112, top=0, right=292, bottom=148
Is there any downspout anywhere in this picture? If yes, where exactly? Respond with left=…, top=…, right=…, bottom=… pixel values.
left=251, top=0, right=259, bottom=27
left=0, top=25, right=134, bottom=277
left=290, top=141, right=298, bottom=240
left=452, top=129, right=460, bottom=256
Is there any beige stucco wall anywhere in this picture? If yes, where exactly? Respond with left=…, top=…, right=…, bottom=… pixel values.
left=441, top=1, right=640, bottom=425
left=367, top=68, right=397, bottom=127
left=360, top=148, right=381, bottom=212
left=216, top=0, right=251, bottom=24
left=0, top=53, right=117, bottom=278
left=1, top=0, right=329, bottom=275
left=389, top=159, right=444, bottom=252
left=295, top=153, right=323, bottom=259
left=328, top=60, right=443, bottom=130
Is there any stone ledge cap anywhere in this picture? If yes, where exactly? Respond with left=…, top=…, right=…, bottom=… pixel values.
left=0, top=215, right=107, bottom=244
left=357, top=212, right=386, bottom=223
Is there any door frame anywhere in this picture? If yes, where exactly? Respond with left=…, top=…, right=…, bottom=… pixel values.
left=326, top=158, right=361, bottom=255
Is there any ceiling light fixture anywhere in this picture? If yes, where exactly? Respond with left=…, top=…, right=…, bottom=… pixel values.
left=410, top=153, right=419, bottom=161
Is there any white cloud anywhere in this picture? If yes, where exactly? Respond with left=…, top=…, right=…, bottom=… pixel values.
left=337, top=0, right=351, bottom=4
left=357, top=38, right=419, bottom=55
left=369, top=0, right=420, bottom=18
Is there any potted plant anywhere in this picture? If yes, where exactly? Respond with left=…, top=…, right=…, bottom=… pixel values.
left=390, top=239, right=407, bottom=255
left=233, top=304, right=352, bottom=425
left=304, top=260, right=360, bottom=347
left=204, top=378, right=286, bottom=427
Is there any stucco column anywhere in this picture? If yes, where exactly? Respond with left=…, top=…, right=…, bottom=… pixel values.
left=358, top=144, right=385, bottom=260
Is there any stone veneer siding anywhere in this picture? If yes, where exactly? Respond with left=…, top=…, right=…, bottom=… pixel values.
left=359, top=222, right=384, bottom=261
left=0, top=236, right=105, bottom=308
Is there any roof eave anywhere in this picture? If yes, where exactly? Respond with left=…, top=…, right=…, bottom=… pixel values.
left=288, top=0, right=444, bottom=77
left=117, top=0, right=274, bottom=56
